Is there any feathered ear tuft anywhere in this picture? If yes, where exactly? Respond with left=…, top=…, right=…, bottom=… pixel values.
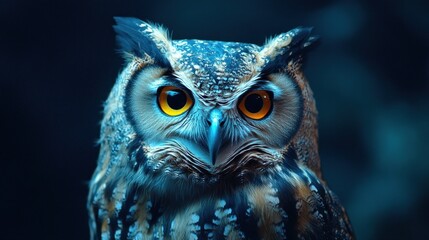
left=113, top=17, right=172, bottom=68
left=260, top=27, right=319, bottom=73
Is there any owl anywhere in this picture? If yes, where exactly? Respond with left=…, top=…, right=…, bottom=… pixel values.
left=88, top=17, right=354, bottom=240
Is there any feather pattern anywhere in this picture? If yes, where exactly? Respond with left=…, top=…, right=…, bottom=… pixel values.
left=114, top=17, right=172, bottom=68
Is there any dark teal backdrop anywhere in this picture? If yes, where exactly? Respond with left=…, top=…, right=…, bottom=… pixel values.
left=1, top=0, right=428, bottom=239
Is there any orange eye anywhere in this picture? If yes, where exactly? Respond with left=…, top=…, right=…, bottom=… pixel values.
left=238, top=90, right=272, bottom=120
left=158, top=86, right=193, bottom=116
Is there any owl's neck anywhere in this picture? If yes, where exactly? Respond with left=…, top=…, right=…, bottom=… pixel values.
left=88, top=150, right=350, bottom=240
left=90, top=156, right=298, bottom=239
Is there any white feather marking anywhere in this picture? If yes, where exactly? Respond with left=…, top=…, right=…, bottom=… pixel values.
left=259, top=33, right=292, bottom=61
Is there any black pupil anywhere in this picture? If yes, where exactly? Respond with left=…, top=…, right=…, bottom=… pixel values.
left=166, top=89, right=187, bottom=110
left=245, top=93, right=264, bottom=113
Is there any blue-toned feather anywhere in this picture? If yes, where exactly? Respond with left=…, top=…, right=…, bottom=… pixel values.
left=113, top=17, right=171, bottom=68
left=287, top=27, right=319, bottom=58
left=262, top=27, right=319, bottom=73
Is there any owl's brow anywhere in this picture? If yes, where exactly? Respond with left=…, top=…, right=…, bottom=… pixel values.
left=238, top=77, right=273, bottom=94
left=159, top=73, right=190, bottom=89
left=247, top=79, right=272, bottom=90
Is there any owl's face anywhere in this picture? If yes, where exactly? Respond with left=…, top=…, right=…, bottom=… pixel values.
left=113, top=18, right=316, bottom=184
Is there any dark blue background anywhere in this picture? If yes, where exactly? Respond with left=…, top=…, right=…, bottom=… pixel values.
left=1, top=0, right=428, bottom=239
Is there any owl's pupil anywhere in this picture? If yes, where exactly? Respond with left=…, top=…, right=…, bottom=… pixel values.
left=167, top=90, right=187, bottom=110
left=245, top=94, right=263, bottom=113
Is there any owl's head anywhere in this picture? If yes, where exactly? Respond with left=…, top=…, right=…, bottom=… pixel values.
left=100, top=17, right=319, bottom=191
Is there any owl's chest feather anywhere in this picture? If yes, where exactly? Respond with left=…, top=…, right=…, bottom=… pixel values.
left=90, top=166, right=353, bottom=240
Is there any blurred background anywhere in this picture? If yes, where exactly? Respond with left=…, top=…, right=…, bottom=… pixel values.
left=1, top=0, right=428, bottom=239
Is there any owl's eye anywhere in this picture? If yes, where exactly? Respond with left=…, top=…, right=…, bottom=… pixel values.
left=238, top=90, right=272, bottom=120
left=158, top=86, right=193, bottom=116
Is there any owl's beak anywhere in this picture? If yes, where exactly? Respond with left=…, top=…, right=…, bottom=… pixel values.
left=207, top=109, right=224, bottom=165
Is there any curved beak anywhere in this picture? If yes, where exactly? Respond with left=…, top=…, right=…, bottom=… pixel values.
left=207, top=109, right=224, bottom=165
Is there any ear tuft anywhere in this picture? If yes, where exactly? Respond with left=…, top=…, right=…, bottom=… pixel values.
left=260, top=27, right=319, bottom=72
left=113, top=17, right=172, bottom=68
left=286, top=27, right=319, bottom=57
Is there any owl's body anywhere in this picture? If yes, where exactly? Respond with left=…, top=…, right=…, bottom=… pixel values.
left=88, top=18, right=354, bottom=239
